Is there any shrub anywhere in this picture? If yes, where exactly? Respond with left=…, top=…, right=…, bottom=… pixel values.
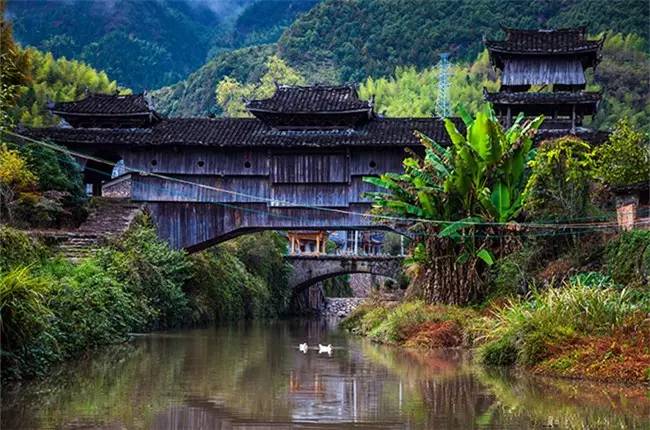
left=230, top=231, right=291, bottom=315
left=593, top=119, right=650, bottom=187
left=95, top=214, right=191, bottom=329
left=487, top=245, right=540, bottom=300
left=605, top=229, right=650, bottom=287
left=0, top=225, right=48, bottom=271
left=46, top=260, right=142, bottom=356
left=524, top=136, right=596, bottom=222
left=187, top=250, right=251, bottom=321
left=0, top=266, right=51, bottom=353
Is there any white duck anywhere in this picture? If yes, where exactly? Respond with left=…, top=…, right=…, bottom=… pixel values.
left=298, top=343, right=309, bottom=353
left=318, top=344, right=333, bottom=355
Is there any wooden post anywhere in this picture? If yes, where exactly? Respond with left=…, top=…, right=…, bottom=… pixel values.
left=571, top=104, right=576, bottom=134
left=506, top=106, right=512, bottom=128
left=315, top=235, right=320, bottom=256
left=400, top=235, right=404, bottom=256
left=354, top=230, right=359, bottom=255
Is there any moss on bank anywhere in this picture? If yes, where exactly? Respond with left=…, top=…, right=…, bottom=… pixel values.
left=0, top=219, right=291, bottom=381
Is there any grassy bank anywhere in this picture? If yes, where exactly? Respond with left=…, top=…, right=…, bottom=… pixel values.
left=0, top=216, right=291, bottom=381
left=341, top=231, right=650, bottom=385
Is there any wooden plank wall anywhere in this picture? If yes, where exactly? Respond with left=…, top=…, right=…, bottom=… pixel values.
left=123, top=146, right=409, bottom=249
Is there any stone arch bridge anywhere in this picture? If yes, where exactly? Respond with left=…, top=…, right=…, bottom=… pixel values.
left=285, top=255, right=404, bottom=293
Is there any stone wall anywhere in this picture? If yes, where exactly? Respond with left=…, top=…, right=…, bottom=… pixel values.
left=322, top=298, right=365, bottom=318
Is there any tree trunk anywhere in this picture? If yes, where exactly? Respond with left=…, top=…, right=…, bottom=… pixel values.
left=410, top=234, right=484, bottom=305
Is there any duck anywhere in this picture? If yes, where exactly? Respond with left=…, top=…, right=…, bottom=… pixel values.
left=298, top=343, right=309, bottom=353
left=318, top=344, right=333, bottom=355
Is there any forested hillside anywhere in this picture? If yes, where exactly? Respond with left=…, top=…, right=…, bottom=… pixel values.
left=154, top=0, right=649, bottom=120
left=8, top=0, right=318, bottom=92
left=278, top=0, right=649, bottom=82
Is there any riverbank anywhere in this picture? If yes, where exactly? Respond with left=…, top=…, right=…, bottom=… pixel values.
left=0, top=216, right=292, bottom=381
left=341, top=289, right=650, bottom=385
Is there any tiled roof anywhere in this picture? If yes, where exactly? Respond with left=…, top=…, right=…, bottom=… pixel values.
left=246, top=85, right=372, bottom=113
left=24, top=117, right=459, bottom=148
left=50, top=93, right=154, bottom=115
left=484, top=90, right=601, bottom=105
left=486, top=27, right=604, bottom=54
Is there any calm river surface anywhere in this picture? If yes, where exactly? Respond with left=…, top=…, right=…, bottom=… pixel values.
left=2, top=319, right=649, bottom=429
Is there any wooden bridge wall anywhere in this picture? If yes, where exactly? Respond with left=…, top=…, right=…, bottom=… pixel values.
left=118, top=146, right=411, bottom=251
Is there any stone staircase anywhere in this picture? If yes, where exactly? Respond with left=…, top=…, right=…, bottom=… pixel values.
left=41, top=198, right=144, bottom=261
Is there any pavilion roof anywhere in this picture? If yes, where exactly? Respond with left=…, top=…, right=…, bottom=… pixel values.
left=485, top=26, right=604, bottom=55
left=50, top=93, right=157, bottom=116
left=23, top=116, right=459, bottom=148
left=246, top=85, right=372, bottom=114
left=484, top=90, right=601, bottom=106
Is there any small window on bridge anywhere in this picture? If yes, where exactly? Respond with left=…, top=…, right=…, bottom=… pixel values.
left=369, top=160, right=377, bottom=168
left=244, top=161, right=252, bottom=169
left=150, top=160, right=158, bottom=167
left=197, top=160, right=205, bottom=167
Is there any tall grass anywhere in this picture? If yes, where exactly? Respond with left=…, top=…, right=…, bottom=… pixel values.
left=477, top=283, right=641, bottom=366
left=0, top=266, right=51, bottom=351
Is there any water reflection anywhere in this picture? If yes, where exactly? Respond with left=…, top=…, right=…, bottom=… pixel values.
left=2, top=319, right=649, bottom=429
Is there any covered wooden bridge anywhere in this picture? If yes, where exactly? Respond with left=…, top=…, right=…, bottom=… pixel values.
left=26, top=86, right=454, bottom=251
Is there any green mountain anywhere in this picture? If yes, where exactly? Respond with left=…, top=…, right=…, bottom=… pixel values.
left=7, top=0, right=317, bottom=92
left=278, top=0, right=650, bottom=82
left=153, top=0, right=649, bottom=117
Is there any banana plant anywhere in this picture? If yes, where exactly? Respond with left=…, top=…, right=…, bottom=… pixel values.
left=364, top=105, right=543, bottom=267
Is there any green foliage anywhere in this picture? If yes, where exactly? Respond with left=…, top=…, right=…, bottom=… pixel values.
left=524, top=136, right=596, bottom=221
left=11, top=48, right=120, bottom=127
left=7, top=0, right=229, bottom=92
left=279, top=0, right=649, bottom=83
left=0, top=266, right=51, bottom=353
left=488, top=245, right=540, bottom=300
left=569, top=272, right=615, bottom=290
left=45, top=260, right=142, bottom=356
left=605, top=230, right=650, bottom=287
left=592, top=119, right=650, bottom=187
left=0, top=226, right=47, bottom=272
left=588, top=33, right=650, bottom=131
left=477, top=283, right=641, bottom=367
left=153, top=44, right=276, bottom=117
left=216, top=55, right=305, bottom=117
left=358, top=52, right=498, bottom=117
left=1, top=221, right=293, bottom=381
left=365, top=107, right=542, bottom=303
left=0, top=142, right=37, bottom=222
left=233, top=1, right=318, bottom=47
left=95, top=214, right=191, bottom=329
left=367, top=301, right=435, bottom=343
left=322, top=276, right=353, bottom=297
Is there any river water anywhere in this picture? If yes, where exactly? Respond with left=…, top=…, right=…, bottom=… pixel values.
left=2, top=319, right=649, bottom=429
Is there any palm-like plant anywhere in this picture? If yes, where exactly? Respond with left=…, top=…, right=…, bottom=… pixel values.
left=364, top=106, right=543, bottom=304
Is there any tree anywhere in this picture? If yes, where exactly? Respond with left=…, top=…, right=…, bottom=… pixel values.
left=592, top=119, right=650, bottom=187
left=11, top=49, right=121, bottom=127
left=215, top=55, right=305, bottom=117
left=524, top=136, right=597, bottom=222
left=0, top=143, right=37, bottom=222
left=587, top=33, right=650, bottom=131
left=0, top=0, right=31, bottom=128
left=364, top=107, right=542, bottom=304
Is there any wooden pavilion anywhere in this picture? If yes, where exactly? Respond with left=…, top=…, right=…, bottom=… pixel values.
left=484, top=26, right=605, bottom=132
